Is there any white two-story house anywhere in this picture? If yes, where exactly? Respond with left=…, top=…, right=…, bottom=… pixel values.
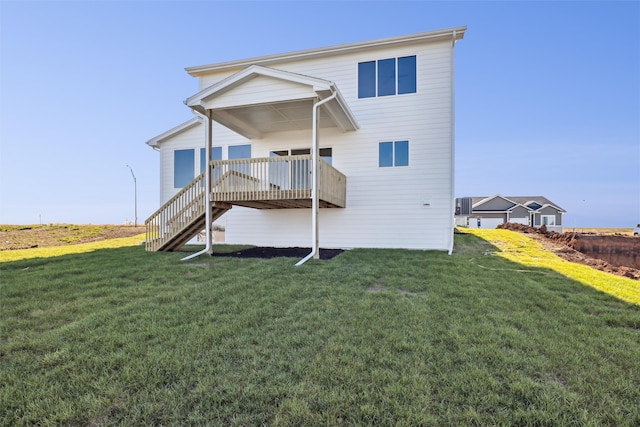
left=145, top=26, right=466, bottom=262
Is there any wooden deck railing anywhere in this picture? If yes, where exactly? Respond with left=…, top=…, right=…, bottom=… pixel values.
left=208, top=155, right=346, bottom=208
left=319, top=158, right=347, bottom=208
left=145, top=155, right=346, bottom=251
left=145, top=171, right=206, bottom=251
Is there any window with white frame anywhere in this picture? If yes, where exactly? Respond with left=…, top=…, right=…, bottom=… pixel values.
left=358, top=55, right=417, bottom=98
left=379, top=140, right=409, bottom=167
left=541, top=215, right=556, bottom=226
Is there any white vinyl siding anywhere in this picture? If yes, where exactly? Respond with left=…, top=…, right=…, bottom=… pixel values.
left=157, top=39, right=455, bottom=250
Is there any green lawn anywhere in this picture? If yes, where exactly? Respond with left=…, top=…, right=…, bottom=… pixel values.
left=1, top=234, right=639, bottom=426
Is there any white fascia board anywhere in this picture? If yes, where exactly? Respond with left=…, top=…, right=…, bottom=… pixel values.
left=472, top=194, right=516, bottom=209
left=472, top=195, right=494, bottom=208
left=186, top=26, right=467, bottom=77
left=330, top=84, right=359, bottom=131
left=536, top=204, right=566, bottom=213
left=506, top=203, right=533, bottom=213
left=316, top=84, right=359, bottom=132
left=146, top=117, right=202, bottom=148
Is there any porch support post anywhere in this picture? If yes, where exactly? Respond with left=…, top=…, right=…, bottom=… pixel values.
left=205, top=110, right=214, bottom=255
left=180, top=109, right=214, bottom=261
left=312, top=98, right=320, bottom=259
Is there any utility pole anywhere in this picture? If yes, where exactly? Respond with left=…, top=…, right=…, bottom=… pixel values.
left=126, top=165, right=138, bottom=227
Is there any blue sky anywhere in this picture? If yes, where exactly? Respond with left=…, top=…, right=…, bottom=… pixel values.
left=1, top=0, right=638, bottom=227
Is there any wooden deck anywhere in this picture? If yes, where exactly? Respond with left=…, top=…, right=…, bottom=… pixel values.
left=145, top=155, right=346, bottom=251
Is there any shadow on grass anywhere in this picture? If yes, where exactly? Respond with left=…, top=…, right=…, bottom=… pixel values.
left=2, top=233, right=639, bottom=425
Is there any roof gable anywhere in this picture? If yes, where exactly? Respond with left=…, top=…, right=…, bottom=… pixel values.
left=146, top=117, right=202, bottom=148
left=472, top=195, right=517, bottom=212
left=468, top=195, right=565, bottom=213
left=186, top=65, right=334, bottom=110
left=185, top=65, right=358, bottom=139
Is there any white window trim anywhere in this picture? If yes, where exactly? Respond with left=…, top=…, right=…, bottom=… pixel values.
left=358, top=55, right=418, bottom=98
left=541, top=215, right=556, bottom=226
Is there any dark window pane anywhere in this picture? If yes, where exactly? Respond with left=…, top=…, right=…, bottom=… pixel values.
left=379, top=142, right=393, bottom=167
left=398, top=56, right=416, bottom=94
left=358, top=61, right=376, bottom=98
left=174, top=149, right=194, bottom=188
left=378, top=58, right=396, bottom=96
left=394, top=140, right=409, bottom=166
left=270, top=150, right=288, bottom=157
left=320, top=147, right=332, bottom=165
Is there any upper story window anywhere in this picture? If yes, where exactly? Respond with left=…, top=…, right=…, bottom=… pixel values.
left=358, top=55, right=416, bottom=98
left=379, top=140, right=409, bottom=167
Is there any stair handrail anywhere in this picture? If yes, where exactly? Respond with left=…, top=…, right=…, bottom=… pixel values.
left=146, top=171, right=206, bottom=222
left=145, top=171, right=206, bottom=251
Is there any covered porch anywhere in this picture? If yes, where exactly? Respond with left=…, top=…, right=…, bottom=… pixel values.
left=145, top=65, right=357, bottom=259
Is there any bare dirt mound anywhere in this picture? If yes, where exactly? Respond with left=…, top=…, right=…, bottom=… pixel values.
left=0, top=224, right=145, bottom=251
left=498, top=223, right=640, bottom=280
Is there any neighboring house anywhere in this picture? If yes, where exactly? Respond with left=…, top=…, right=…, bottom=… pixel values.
left=145, top=26, right=466, bottom=261
left=455, top=195, right=566, bottom=232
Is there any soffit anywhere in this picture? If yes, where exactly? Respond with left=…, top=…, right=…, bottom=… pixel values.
left=185, top=65, right=358, bottom=139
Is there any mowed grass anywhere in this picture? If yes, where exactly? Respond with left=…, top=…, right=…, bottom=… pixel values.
left=465, top=228, right=640, bottom=305
left=1, top=234, right=639, bottom=425
left=0, top=233, right=147, bottom=262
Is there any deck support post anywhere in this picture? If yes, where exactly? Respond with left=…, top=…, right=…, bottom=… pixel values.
left=181, top=110, right=214, bottom=261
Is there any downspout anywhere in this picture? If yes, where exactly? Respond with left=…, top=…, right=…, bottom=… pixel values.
left=181, top=109, right=213, bottom=261
left=295, top=91, right=338, bottom=266
left=448, top=30, right=457, bottom=256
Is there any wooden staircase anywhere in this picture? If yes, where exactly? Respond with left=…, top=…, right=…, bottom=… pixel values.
left=145, top=171, right=231, bottom=252
left=145, top=155, right=346, bottom=252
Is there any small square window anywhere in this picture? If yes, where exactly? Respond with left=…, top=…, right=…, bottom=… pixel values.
left=379, top=141, right=409, bottom=167
left=542, top=215, right=556, bottom=226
